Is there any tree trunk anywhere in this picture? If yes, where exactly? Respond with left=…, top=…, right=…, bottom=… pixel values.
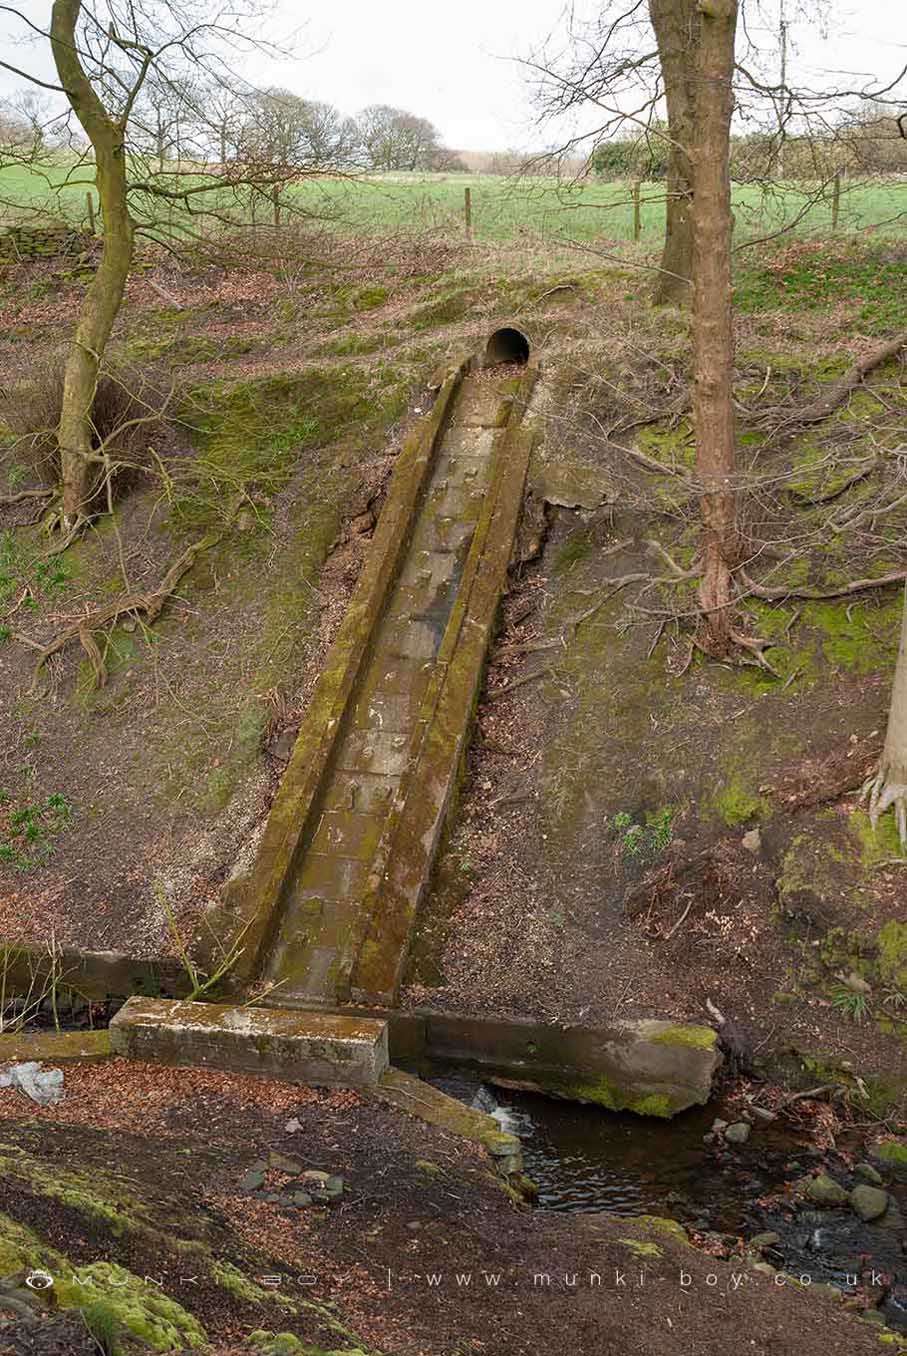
left=50, top=0, right=135, bottom=526
left=869, top=583, right=907, bottom=845
left=649, top=0, right=697, bottom=306
left=691, top=0, right=738, bottom=655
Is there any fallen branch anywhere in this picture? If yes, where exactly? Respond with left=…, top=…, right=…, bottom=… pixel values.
left=31, top=530, right=221, bottom=689
left=741, top=567, right=907, bottom=604
left=760, top=332, right=907, bottom=432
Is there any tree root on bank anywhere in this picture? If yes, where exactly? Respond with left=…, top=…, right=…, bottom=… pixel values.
left=741, top=566, right=907, bottom=604
left=757, top=331, right=907, bottom=435
left=30, top=531, right=221, bottom=691
left=0, top=487, right=55, bottom=508
left=864, top=769, right=907, bottom=847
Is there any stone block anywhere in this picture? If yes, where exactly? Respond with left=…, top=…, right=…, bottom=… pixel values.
left=109, top=997, right=389, bottom=1087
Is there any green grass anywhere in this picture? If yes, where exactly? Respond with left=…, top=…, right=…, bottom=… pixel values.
left=2, top=160, right=905, bottom=247
left=735, top=240, right=907, bottom=332
left=0, top=788, right=74, bottom=871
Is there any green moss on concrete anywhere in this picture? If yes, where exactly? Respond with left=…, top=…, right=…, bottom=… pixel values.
left=650, top=1024, right=717, bottom=1050
left=556, top=1075, right=676, bottom=1119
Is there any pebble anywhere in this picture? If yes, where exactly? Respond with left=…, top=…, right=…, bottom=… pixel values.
left=724, top=1122, right=751, bottom=1146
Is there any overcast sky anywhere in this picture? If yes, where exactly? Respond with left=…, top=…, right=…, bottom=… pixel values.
left=2, top=1, right=905, bottom=150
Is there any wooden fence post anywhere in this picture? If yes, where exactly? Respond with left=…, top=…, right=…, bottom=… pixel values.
left=633, top=180, right=642, bottom=242
left=85, top=193, right=96, bottom=235
left=831, top=170, right=841, bottom=233
left=464, top=186, right=472, bottom=242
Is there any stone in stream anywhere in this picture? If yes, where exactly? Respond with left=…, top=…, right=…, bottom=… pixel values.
left=724, top=1122, right=751, bottom=1145
left=747, top=1232, right=781, bottom=1252
left=853, top=1161, right=884, bottom=1186
left=849, top=1185, right=889, bottom=1222
left=798, top=1173, right=848, bottom=1207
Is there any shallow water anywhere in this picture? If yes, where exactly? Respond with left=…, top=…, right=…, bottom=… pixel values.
left=430, top=1074, right=907, bottom=1329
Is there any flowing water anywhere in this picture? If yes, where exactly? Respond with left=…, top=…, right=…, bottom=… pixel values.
left=431, top=1074, right=907, bottom=1330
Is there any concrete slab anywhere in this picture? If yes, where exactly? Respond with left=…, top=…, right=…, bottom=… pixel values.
left=109, top=997, right=389, bottom=1087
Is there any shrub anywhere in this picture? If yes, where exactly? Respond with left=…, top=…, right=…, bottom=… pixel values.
left=0, top=354, right=169, bottom=500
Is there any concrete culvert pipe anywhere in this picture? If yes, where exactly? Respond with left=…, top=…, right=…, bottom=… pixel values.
left=484, top=326, right=530, bottom=368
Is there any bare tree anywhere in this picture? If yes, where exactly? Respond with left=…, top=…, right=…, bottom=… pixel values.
left=0, top=2, right=329, bottom=529
left=868, top=586, right=907, bottom=846
left=649, top=0, right=696, bottom=304
left=240, top=88, right=357, bottom=170
left=356, top=105, right=452, bottom=172
left=691, top=0, right=739, bottom=655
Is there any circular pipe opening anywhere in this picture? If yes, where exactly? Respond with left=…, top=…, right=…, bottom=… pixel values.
left=484, top=326, right=530, bottom=368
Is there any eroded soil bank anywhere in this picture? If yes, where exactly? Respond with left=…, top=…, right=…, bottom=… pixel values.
left=0, top=1057, right=902, bottom=1356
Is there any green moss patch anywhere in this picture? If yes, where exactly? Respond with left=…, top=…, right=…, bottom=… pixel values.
left=651, top=1024, right=718, bottom=1050
left=877, top=920, right=907, bottom=990
left=707, top=773, right=768, bottom=828
left=56, top=1261, right=206, bottom=1351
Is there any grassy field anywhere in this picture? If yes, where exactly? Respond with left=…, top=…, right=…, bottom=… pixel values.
left=1, top=161, right=905, bottom=246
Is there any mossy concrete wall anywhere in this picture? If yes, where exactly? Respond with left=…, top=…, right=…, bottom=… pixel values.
left=378, top=1008, right=722, bottom=1118
left=0, top=1029, right=111, bottom=1064
left=349, top=369, right=539, bottom=1006
left=0, top=944, right=188, bottom=1003
left=194, top=361, right=470, bottom=993
left=109, top=997, right=389, bottom=1087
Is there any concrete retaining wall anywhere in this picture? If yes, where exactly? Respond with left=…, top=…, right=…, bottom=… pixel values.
left=109, top=996, right=389, bottom=1087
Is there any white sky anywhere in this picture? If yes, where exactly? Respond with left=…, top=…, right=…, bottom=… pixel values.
left=2, top=0, right=905, bottom=150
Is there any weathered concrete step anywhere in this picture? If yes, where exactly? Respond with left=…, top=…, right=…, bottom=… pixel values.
left=109, top=997, right=388, bottom=1087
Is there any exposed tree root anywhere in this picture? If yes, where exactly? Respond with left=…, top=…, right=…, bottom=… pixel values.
left=864, top=769, right=907, bottom=847
left=741, top=567, right=907, bottom=604
left=31, top=531, right=221, bottom=691
left=0, top=487, right=55, bottom=507
left=759, top=331, right=907, bottom=433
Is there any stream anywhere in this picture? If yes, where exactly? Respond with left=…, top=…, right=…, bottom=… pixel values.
left=431, top=1074, right=907, bottom=1331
